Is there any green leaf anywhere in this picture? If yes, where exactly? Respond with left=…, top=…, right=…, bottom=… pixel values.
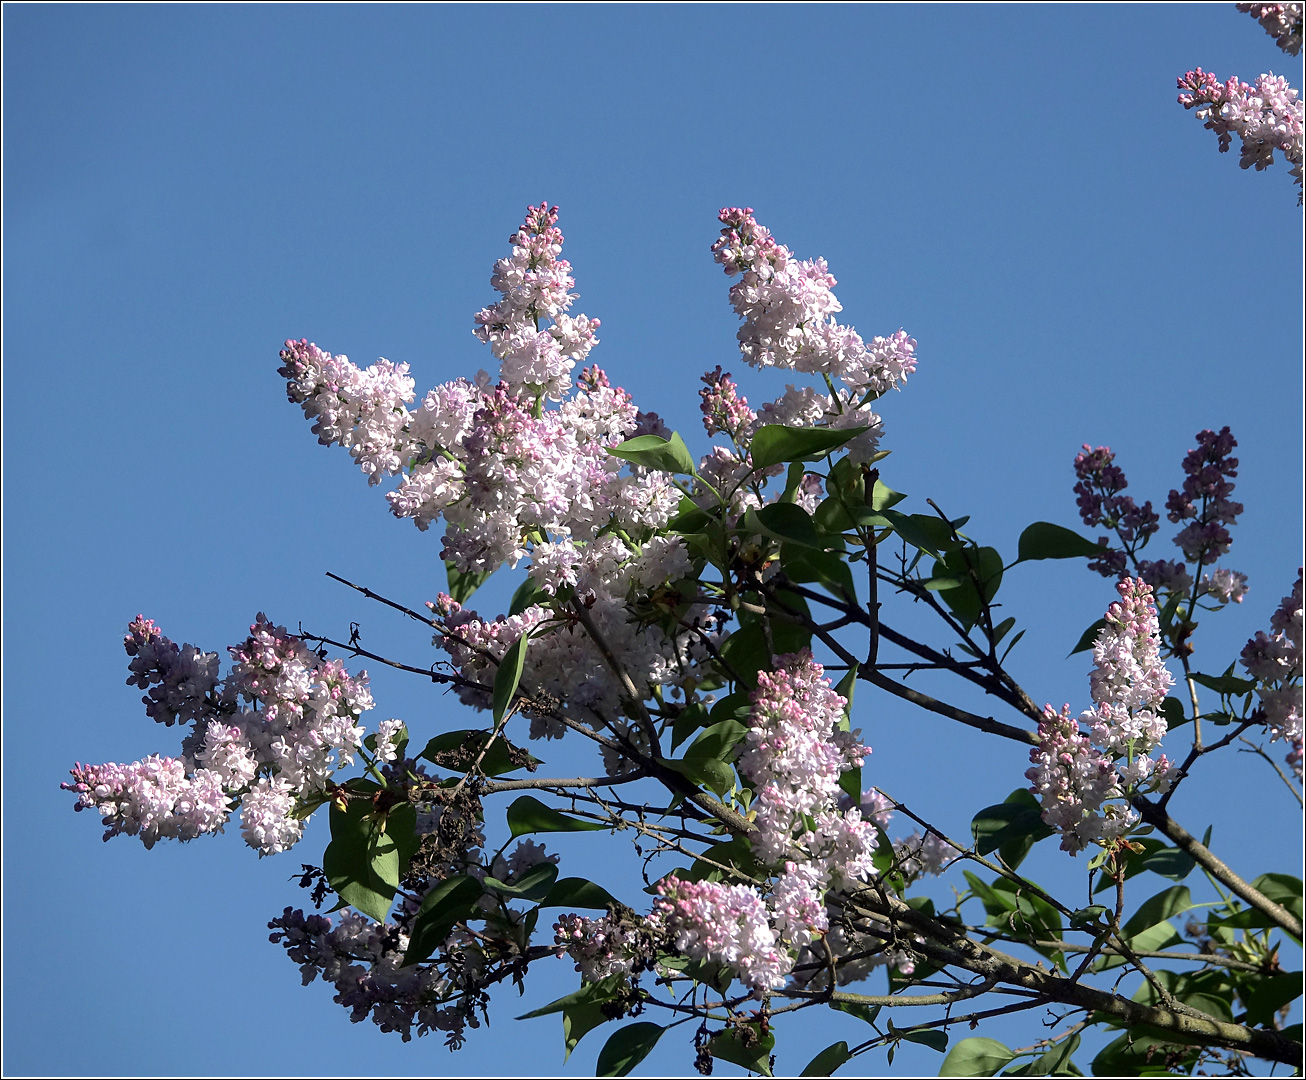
left=882, top=508, right=964, bottom=558
left=831, top=999, right=881, bottom=1026
left=1160, top=696, right=1189, bottom=729
left=1015, top=522, right=1105, bottom=563
left=1093, top=919, right=1181, bottom=972
left=939, top=1036, right=1015, bottom=1076
left=710, top=1024, right=775, bottom=1076
left=1069, top=618, right=1107, bottom=656
left=446, top=560, right=494, bottom=604
left=539, top=877, right=619, bottom=910
left=903, top=1028, right=949, bottom=1052
left=801, top=1041, right=850, bottom=1077
left=608, top=432, right=696, bottom=475
left=322, top=799, right=395, bottom=923
left=670, top=701, right=711, bottom=752
left=1022, top=1031, right=1081, bottom=1076
left=667, top=495, right=713, bottom=533
left=718, top=622, right=770, bottom=688
left=1243, top=971, right=1303, bottom=1027
left=506, top=795, right=607, bottom=838
left=1090, top=1030, right=1196, bottom=1076
left=779, top=544, right=858, bottom=603
left=596, top=1021, right=665, bottom=1077
left=493, top=631, right=530, bottom=725
left=517, top=973, right=624, bottom=1019
left=403, top=874, right=482, bottom=965
left=1121, top=885, right=1195, bottom=938
left=563, top=1000, right=614, bottom=1062
left=930, top=546, right=1003, bottom=630
left=1211, top=873, right=1304, bottom=930
left=419, top=728, right=540, bottom=777
left=745, top=502, right=825, bottom=550
left=509, top=576, right=548, bottom=615
left=750, top=423, right=870, bottom=470
left=970, top=791, right=1054, bottom=863
left=1189, top=671, right=1256, bottom=697
left=483, top=862, right=559, bottom=902
left=688, top=836, right=762, bottom=883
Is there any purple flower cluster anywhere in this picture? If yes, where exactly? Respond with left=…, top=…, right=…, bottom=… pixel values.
left=1165, top=427, right=1244, bottom=565
left=65, top=615, right=380, bottom=854
left=1241, top=569, right=1304, bottom=778
left=1072, top=445, right=1159, bottom=576
left=1027, top=579, right=1175, bottom=854
left=699, top=366, right=757, bottom=442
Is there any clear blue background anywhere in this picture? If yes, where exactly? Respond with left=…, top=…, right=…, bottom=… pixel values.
left=4, top=4, right=1302, bottom=1076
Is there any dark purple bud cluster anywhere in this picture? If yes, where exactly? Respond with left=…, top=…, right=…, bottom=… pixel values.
left=1166, top=427, right=1243, bottom=565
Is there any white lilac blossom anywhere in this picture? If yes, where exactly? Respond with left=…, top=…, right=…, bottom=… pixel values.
left=1238, top=2, right=1304, bottom=54
left=1241, top=569, right=1304, bottom=777
left=737, top=650, right=872, bottom=881
left=1027, top=579, right=1176, bottom=854
left=712, top=208, right=917, bottom=400
left=66, top=615, right=382, bottom=855
left=279, top=209, right=681, bottom=592
left=653, top=876, right=791, bottom=993
left=1178, top=68, right=1304, bottom=201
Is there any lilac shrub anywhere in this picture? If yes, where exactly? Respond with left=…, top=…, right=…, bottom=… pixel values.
left=68, top=189, right=1302, bottom=1074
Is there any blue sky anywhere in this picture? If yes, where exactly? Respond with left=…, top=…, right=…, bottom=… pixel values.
left=3, top=4, right=1302, bottom=1076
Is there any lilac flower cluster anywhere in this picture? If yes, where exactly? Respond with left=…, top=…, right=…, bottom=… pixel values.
left=1165, top=427, right=1244, bottom=565
left=555, top=654, right=874, bottom=994
left=1178, top=67, right=1304, bottom=200
left=1241, top=569, right=1304, bottom=777
left=1237, top=2, right=1304, bottom=55
left=738, top=651, right=873, bottom=884
left=713, top=208, right=917, bottom=400
left=1072, top=444, right=1159, bottom=577
left=280, top=208, right=681, bottom=581
left=709, top=207, right=916, bottom=467
left=432, top=554, right=711, bottom=755
left=1071, top=435, right=1249, bottom=614
left=267, top=905, right=473, bottom=1044
left=652, top=876, right=791, bottom=992
left=699, top=366, right=757, bottom=443
left=65, top=615, right=380, bottom=854
left=1027, top=579, right=1175, bottom=854
left=472, top=202, right=600, bottom=400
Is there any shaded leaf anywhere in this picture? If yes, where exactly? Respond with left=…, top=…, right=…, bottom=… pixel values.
left=1120, top=885, right=1195, bottom=938
left=446, top=560, right=494, bottom=604
left=745, top=502, right=824, bottom=550
left=1016, top=522, right=1105, bottom=563
left=710, top=1024, right=775, bottom=1076
left=493, top=631, right=530, bottom=725
left=404, top=875, right=482, bottom=965
left=902, top=1028, right=949, bottom=1052
left=506, top=795, right=606, bottom=838
left=801, top=1040, right=850, bottom=1077
left=539, top=877, right=619, bottom=910
left=596, top=1022, right=665, bottom=1077
left=483, top=862, right=558, bottom=902
left=1069, top=619, right=1106, bottom=657
left=517, top=973, right=624, bottom=1019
